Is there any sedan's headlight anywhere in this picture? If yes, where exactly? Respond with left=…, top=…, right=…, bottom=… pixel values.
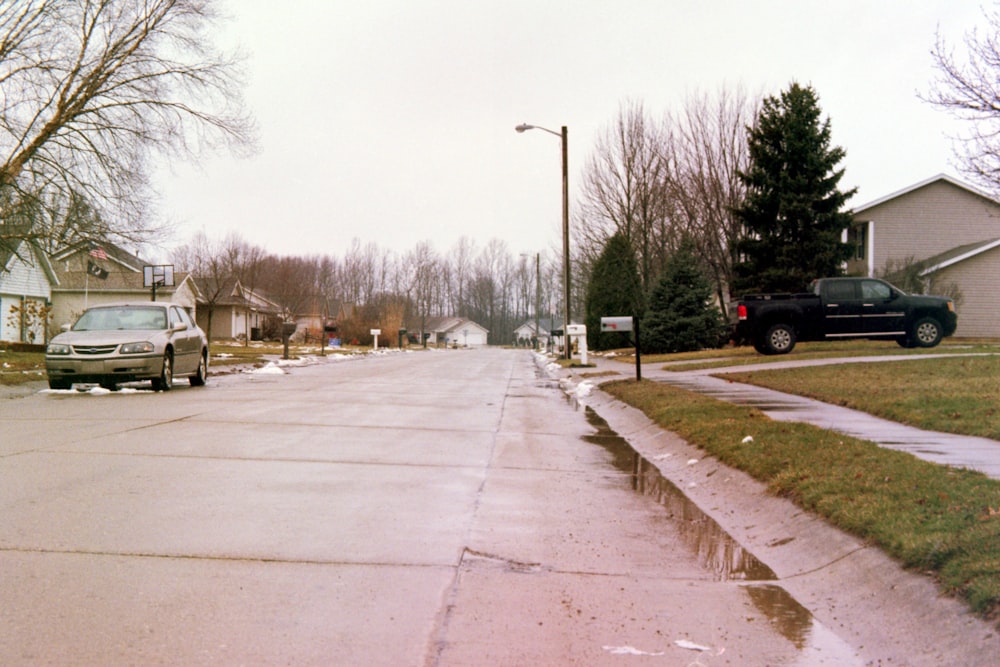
left=120, top=341, right=155, bottom=354
left=46, top=343, right=70, bottom=355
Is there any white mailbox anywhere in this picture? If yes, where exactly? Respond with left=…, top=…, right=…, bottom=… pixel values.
left=564, top=324, right=588, bottom=365
left=600, top=316, right=633, bottom=332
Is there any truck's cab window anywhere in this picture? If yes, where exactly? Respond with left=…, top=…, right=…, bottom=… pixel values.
left=825, top=281, right=857, bottom=301
left=861, top=280, right=893, bottom=300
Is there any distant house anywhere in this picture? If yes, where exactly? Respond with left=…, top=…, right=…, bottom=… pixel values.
left=196, top=277, right=281, bottom=341
left=0, top=240, right=58, bottom=343
left=513, top=318, right=556, bottom=349
left=847, top=174, right=1000, bottom=337
left=423, top=316, right=489, bottom=347
left=49, top=242, right=199, bottom=328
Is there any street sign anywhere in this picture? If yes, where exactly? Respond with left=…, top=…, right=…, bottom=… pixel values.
left=600, top=316, right=633, bottom=332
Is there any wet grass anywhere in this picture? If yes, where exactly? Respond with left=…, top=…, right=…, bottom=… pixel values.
left=603, top=379, right=1000, bottom=622
left=601, top=339, right=1000, bottom=371
left=0, top=349, right=46, bottom=386
left=721, top=355, right=1000, bottom=440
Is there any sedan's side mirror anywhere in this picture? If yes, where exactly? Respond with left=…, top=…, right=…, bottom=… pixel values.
left=171, top=322, right=188, bottom=332
left=61, top=323, right=71, bottom=332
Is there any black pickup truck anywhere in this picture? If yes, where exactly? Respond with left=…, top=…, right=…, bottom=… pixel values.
left=735, top=277, right=958, bottom=354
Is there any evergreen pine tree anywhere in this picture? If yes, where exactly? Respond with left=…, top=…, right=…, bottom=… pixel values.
left=641, top=239, right=727, bottom=353
left=733, top=83, right=857, bottom=295
left=584, top=232, right=643, bottom=351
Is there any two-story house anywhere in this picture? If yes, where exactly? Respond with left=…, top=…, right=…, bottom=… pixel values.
left=848, top=174, right=1000, bottom=337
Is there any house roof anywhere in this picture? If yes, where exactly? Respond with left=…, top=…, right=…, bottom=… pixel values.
left=52, top=269, right=194, bottom=293
left=918, top=238, right=1000, bottom=276
left=424, top=316, right=489, bottom=334
left=51, top=240, right=146, bottom=272
left=514, top=318, right=560, bottom=335
left=1, top=239, right=59, bottom=286
left=853, top=173, right=999, bottom=214
left=196, top=276, right=282, bottom=313
left=46, top=240, right=206, bottom=298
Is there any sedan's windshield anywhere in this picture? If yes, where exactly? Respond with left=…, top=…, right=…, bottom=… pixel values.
left=73, top=307, right=168, bottom=331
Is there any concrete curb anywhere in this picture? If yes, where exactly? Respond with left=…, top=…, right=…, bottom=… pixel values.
left=543, top=358, right=999, bottom=665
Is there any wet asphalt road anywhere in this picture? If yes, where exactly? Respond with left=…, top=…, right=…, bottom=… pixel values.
left=1, top=349, right=997, bottom=665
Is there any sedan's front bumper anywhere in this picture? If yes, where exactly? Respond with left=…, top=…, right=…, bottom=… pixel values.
left=45, top=353, right=163, bottom=385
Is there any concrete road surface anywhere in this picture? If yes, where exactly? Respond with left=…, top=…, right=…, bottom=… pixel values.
left=1, top=349, right=996, bottom=665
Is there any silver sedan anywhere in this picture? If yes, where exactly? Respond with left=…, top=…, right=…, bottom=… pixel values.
left=45, top=302, right=208, bottom=391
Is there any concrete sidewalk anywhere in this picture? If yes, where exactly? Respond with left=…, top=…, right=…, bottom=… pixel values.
left=565, top=352, right=1000, bottom=479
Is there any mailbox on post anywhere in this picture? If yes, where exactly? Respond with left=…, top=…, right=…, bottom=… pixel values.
left=565, top=323, right=588, bottom=365
left=600, top=316, right=633, bottom=332
left=600, top=316, right=641, bottom=381
left=322, top=321, right=338, bottom=353
left=281, top=321, right=297, bottom=360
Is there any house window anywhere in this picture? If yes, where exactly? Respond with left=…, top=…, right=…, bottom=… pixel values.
left=850, top=224, right=868, bottom=260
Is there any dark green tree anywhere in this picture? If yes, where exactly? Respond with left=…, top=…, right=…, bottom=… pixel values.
left=733, top=83, right=856, bottom=294
left=641, top=239, right=728, bottom=353
left=585, top=232, right=644, bottom=351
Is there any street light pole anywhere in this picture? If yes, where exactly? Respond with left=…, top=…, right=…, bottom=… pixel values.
left=515, top=123, right=572, bottom=360
left=534, top=252, right=541, bottom=352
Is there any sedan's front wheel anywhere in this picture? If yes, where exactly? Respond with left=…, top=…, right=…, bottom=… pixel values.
left=152, top=351, right=173, bottom=391
left=189, top=351, right=207, bottom=387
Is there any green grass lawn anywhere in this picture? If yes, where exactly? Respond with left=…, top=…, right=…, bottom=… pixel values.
left=720, top=355, right=1000, bottom=440
left=0, top=349, right=47, bottom=386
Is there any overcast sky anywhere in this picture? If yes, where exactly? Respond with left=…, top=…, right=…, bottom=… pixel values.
left=151, top=0, right=986, bottom=261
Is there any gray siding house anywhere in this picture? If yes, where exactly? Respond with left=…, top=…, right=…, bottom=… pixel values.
left=0, top=241, right=57, bottom=343
left=848, top=174, right=1000, bottom=338
left=49, top=242, right=199, bottom=329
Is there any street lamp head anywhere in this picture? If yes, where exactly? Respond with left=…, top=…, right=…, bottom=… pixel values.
left=515, top=123, right=533, bottom=133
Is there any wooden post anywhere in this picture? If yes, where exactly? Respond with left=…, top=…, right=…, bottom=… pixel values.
left=633, top=315, right=642, bottom=382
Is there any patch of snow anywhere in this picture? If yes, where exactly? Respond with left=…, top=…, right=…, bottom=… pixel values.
left=602, top=645, right=665, bottom=656
left=674, top=639, right=712, bottom=652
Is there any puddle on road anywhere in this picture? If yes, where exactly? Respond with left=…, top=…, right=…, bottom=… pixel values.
left=582, top=406, right=775, bottom=582
left=581, top=406, right=863, bottom=663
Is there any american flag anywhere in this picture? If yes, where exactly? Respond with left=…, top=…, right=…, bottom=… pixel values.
left=89, top=245, right=108, bottom=260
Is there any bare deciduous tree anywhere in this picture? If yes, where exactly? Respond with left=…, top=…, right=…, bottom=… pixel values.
left=577, top=100, right=673, bottom=293
left=925, top=5, right=1000, bottom=189
left=0, top=0, right=254, bottom=254
left=401, top=241, right=439, bottom=341
left=669, top=86, right=759, bottom=317
left=171, top=230, right=237, bottom=343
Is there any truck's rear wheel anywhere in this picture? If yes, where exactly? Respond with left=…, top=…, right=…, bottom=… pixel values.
left=912, top=317, right=943, bottom=348
left=761, top=323, right=796, bottom=355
